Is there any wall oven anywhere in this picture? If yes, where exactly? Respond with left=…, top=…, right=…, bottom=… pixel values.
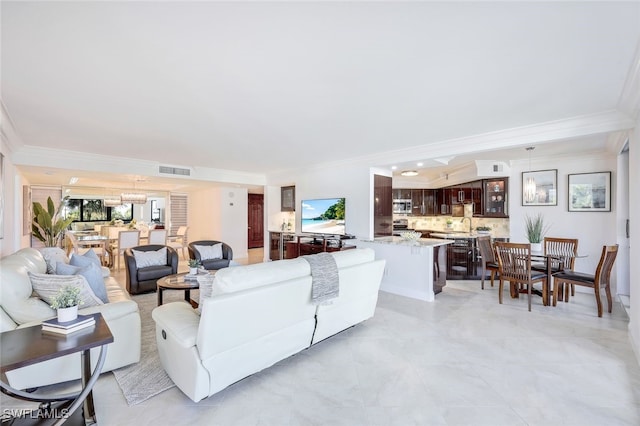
left=392, top=199, right=412, bottom=214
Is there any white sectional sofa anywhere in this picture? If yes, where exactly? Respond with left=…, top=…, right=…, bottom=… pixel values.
left=152, top=248, right=385, bottom=402
left=0, top=248, right=141, bottom=390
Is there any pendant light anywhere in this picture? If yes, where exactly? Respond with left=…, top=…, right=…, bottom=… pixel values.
left=524, top=147, right=536, bottom=203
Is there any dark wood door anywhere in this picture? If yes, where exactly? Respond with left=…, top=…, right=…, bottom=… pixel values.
left=374, top=174, right=392, bottom=237
left=248, top=194, right=264, bottom=249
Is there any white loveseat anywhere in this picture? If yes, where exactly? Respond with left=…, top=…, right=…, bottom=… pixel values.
left=152, top=248, right=385, bottom=402
left=0, top=248, right=141, bottom=390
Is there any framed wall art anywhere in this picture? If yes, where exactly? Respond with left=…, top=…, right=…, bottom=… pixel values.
left=522, top=169, right=557, bottom=206
left=568, top=171, right=611, bottom=212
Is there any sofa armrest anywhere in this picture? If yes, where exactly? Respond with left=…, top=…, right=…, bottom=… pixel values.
left=152, top=302, right=199, bottom=349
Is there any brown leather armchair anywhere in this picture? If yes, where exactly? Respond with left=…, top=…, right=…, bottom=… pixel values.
left=124, top=245, right=179, bottom=295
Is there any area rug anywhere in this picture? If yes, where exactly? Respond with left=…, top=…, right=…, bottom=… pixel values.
left=112, top=291, right=196, bottom=405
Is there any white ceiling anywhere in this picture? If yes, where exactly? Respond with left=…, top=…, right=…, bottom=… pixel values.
left=2, top=1, right=639, bottom=190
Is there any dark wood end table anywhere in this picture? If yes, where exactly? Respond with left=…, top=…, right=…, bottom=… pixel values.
left=1, top=313, right=113, bottom=425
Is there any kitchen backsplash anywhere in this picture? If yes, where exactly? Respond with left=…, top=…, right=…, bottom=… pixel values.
left=405, top=215, right=510, bottom=236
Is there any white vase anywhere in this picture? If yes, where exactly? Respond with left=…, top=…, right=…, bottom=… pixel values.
left=189, top=267, right=198, bottom=275
left=57, top=305, right=78, bottom=323
left=530, top=242, right=542, bottom=253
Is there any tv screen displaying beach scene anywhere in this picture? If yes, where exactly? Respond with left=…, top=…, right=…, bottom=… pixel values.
left=301, top=198, right=346, bottom=235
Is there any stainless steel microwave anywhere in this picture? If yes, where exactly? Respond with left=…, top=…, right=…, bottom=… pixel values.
left=393, top=199, right=412, bottom=214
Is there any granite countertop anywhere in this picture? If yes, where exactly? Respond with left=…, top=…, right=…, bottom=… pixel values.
left=364, top=236, right=454, bottom=247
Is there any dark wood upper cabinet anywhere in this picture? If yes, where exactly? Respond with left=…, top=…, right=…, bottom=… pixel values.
left=374, top=175, right=392, bottom=236
left=281, top=186, right=295, bottom=212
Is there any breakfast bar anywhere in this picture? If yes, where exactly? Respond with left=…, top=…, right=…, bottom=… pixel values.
left=356, top=237, right=453, bottom=302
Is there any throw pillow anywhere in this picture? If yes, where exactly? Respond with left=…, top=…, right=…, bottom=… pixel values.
left=41, top=248, right=70, bottom=274
left=132, top=247, right=167, bottom=268
left=70, top=249, right=101, bottom=269
left=194, top=243, right=223, bottom=260
left=56, top=262, right=109, bottom=303
left=29, top=272, right=103, bottom=308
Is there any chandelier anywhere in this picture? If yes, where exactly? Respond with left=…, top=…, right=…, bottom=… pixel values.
left=120, top=193, right=147, bottom=204
left=523, top=147, right=536, bottom=203
left=103, top=198, right=122, bottom=207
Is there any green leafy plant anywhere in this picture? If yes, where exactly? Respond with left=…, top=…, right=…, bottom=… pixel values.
left=188, top=259, right=201, bottom=268
left=32, top=196, right=74, bottom=247
left=446, top=219, right=453, bottom=225
left=50, top=285, right=83, bottom=309
left=475, top=225, right=492, bottom=232
left=524, top=213, right=549, bottom=243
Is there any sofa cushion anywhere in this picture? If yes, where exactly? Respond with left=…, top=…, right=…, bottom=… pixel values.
left=196, top=273, right=217, bottom=314
left=137, top=264, right=173, bottom=282
left=41, top=248, right=70, bottom=274
left=194, top=244, right=222, bottom=260
left=70, top=249, right=101, bottom=268
left=28, top=272, right=104, bottom=309
left=132, top=247, right=167, bottom=268
left=214, top=257, right=310, bottom=294
left=56, top=261, right=109, bottom=303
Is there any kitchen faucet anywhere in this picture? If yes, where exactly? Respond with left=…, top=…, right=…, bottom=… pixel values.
left=461, top=217, right=472, bottom=233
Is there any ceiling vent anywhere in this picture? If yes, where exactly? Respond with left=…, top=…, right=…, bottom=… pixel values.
left=159, top=165, right=191, bottom=176
left=493, top=164, right=504, bottom=172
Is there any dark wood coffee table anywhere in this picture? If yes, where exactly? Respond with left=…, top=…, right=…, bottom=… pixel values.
left=0, top=312, right=113, bottom=425
left=157, top=272, right=215, bottom=308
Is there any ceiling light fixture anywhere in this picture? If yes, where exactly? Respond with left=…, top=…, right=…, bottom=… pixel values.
left=68, top=177, right=79, bottom=185
left=401, top=170, right=419, bottom=177
left=524, top=147, right=536, bottom=203
left=104, top=198, right=122, bottom=207
left=120, top=192, right=147, bottom=204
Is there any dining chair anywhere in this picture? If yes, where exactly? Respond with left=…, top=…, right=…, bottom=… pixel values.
left=108, top=230, right=140, bottom=271
left=494, top=242, right=548, bottom=312
left=552, top=245, right=618, bottom=317
left=148, top=229, right=168, bottom=245
left=66, top=232, right=107, bottom=264
left=476, top=235, right=499, bottom=290
left=167, top=226, right=189, bottom=259
left=537, top=237, right=578, bottom=300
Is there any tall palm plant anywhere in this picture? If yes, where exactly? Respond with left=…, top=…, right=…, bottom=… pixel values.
left=32, top=196, right=74, bottom=247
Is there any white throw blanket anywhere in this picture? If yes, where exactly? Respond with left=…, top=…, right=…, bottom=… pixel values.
left=302, top=252, right=339, bottom=305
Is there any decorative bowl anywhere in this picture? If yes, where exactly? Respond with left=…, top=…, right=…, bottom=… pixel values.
left=399, top=231, right=421, bottom=241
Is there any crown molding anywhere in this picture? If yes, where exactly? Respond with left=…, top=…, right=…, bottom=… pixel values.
left=618, top=38, right=640, bottom=121
left=0, top=99, right=24, bottom=155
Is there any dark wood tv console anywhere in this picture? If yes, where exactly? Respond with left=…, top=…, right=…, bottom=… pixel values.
left=284, top=235, right=356, bottom=259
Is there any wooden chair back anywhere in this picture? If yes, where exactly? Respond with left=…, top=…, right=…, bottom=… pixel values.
left=544, top=237, right=578, bottom=270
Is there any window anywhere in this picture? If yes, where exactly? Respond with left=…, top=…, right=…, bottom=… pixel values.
left=64, top=199, right=133, bottom=222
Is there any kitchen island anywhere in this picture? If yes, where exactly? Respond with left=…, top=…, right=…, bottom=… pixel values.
left=356, top=236, right=453, bottom=302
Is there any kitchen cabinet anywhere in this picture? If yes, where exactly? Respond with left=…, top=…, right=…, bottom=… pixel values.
left=394, top=178, right=508, bottom=217
left=281, top=186, right=295, bottom=212
left=483, top=178, right=508, bottom=217
left=374, top=174, right=393, bottom=236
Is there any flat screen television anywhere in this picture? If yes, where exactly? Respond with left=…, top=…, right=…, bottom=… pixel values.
left=301, top=198, right=346, bottom=235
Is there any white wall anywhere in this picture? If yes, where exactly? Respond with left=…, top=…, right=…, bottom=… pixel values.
left=189, top=187, right=248, bottom=262
left=629, top=121, right=640, bottom=361
left=508, top=150, right=618, bottom=289
left=267, top=163, right=373, bottom=240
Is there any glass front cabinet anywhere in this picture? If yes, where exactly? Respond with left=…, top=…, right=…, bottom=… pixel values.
left=483, top=178, right=508, bottom=217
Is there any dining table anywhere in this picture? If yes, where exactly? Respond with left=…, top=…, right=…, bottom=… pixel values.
left=75, top=234, right=109, bottom=265
left=530, top=252, right=588, bottom=306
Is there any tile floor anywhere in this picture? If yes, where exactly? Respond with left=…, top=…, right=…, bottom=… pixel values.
left=3, top=249, right=639, bottom=425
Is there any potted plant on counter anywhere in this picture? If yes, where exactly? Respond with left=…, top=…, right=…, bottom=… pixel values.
left=446, top=219, right=453, bottom=229
left=475, top=225, right=492, bottom=235
left=50, top=284, right=83, bottom=322
left=524, top=213, right=549, bottom=252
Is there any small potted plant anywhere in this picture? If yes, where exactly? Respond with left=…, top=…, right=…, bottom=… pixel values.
left=188, top=259, right=201, bottom=275
left=475, top=225, right=492, bottom=235
left=50, top=285, right=83, bottom=322
left=446, top=219, right=453, bottom=229
left=524, top=213, right=549, bottom=252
